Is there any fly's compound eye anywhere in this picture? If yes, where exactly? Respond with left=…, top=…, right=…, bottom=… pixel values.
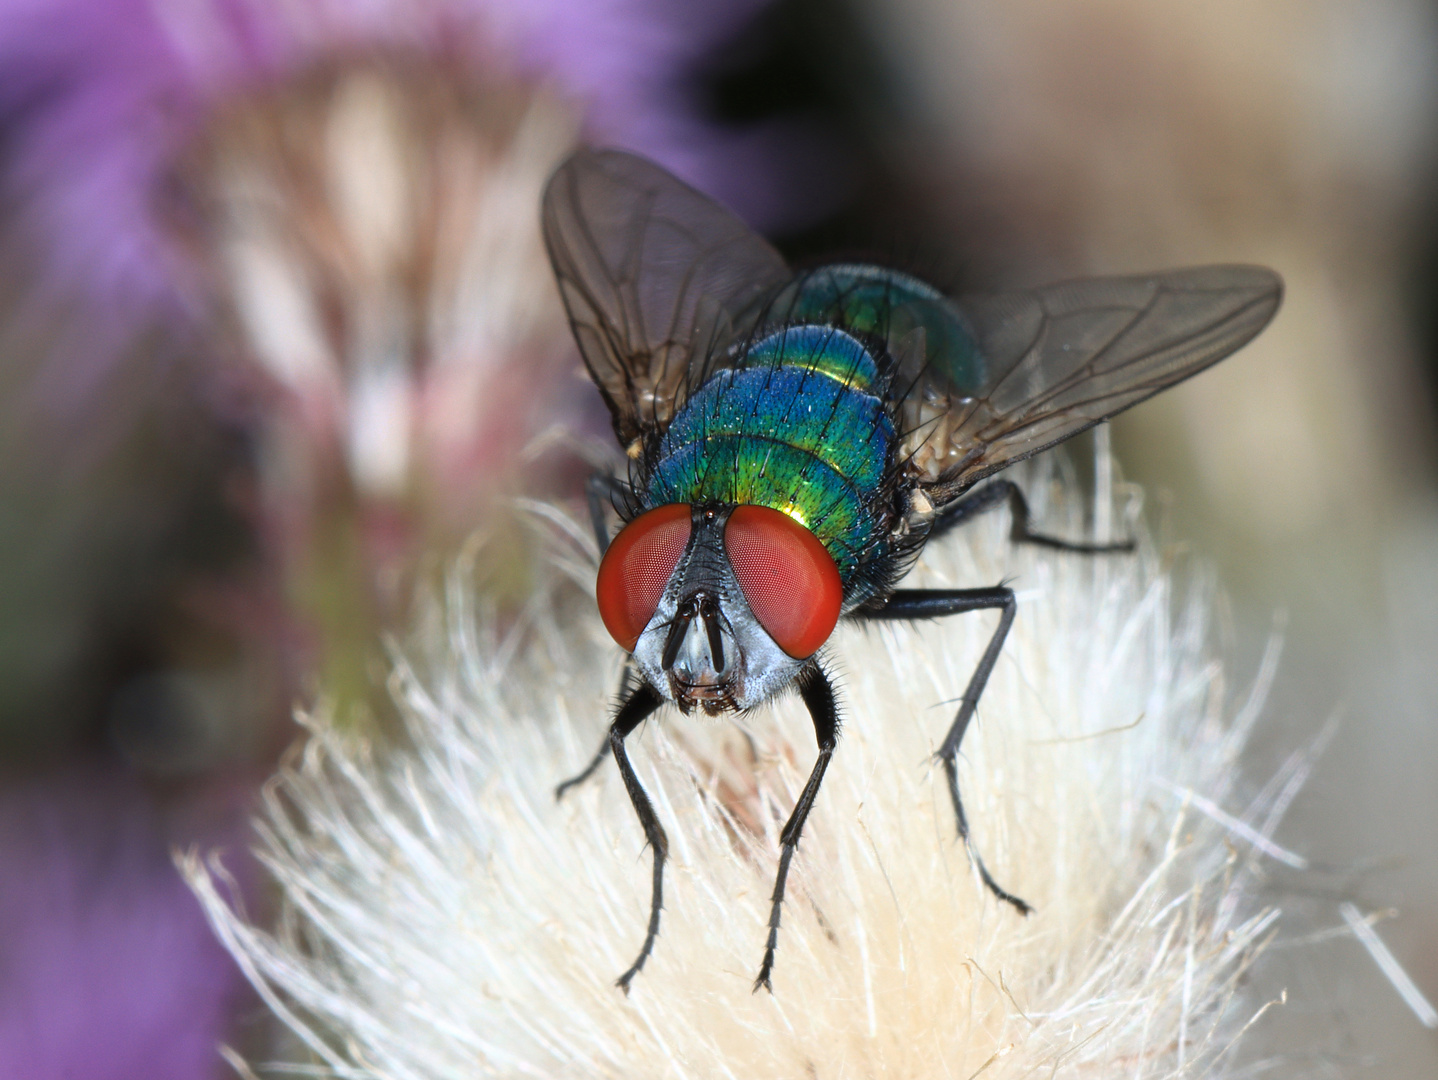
left=596, top=503, right=693, bottom=651
left=724, top=505, right=843, bottom=658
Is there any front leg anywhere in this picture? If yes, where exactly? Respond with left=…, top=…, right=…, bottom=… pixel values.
left=584, top=682, right=667, bottom=992
left=557, top=666, right=646, bottom=800
left=857, top=587, right=1031, bottom=915
left=753, top=661, right=839, bottom=993
left=555, top=738, right=611, bottom=801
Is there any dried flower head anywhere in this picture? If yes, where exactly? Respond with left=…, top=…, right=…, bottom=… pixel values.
left=189, top=459, right=1294, bottom=1078
left=175, top=57, right=579, bottom=517
left=0, top=0, right=802, bottom=421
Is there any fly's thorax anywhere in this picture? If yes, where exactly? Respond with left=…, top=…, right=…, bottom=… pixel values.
left=630, top=505, right=807, bottom=715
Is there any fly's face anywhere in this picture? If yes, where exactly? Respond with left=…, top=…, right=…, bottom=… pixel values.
left=595, top=503, right=844, bottom=714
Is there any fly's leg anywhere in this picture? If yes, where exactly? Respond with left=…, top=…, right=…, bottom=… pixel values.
left=857, top=587, right=1031, bottom=915
left=559, top=669, right=650, bottom=799
left=930, top=479, right=1133, bottom=554
left=557, top=472, right=637, bottom=800
left=555, top=742, right=611, bottom=800
left=896, top=475, right=1127, bottom=901
left=577, top=683, right=668, bottom=992
left=754, top=662, right=838, bottom=993
left=586, top=471, right=632, bottom=555
left=570, top=475, right=668, bottom=989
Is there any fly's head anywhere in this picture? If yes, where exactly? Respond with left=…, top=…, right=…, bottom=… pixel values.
left=595, top=503, right=844, bottom=714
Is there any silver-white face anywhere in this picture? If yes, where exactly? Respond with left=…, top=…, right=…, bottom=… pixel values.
left=630, top=511, right=807, bottom=714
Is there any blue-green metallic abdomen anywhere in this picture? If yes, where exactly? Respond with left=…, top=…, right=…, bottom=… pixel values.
left=645, top=325, right=893, bottom=584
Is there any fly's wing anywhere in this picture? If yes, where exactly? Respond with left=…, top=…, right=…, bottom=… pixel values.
left=898, top=265, right=1283, bottom=502
left=542, top=148, right=792, bottom=447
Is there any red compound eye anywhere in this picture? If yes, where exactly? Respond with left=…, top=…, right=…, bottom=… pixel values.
left=724, top=505, right=843, bottom=659
left=596, top=504, right=692, bottom=651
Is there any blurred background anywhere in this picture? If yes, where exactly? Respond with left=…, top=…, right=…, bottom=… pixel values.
left=0, top=0, right=1433, bottom=1076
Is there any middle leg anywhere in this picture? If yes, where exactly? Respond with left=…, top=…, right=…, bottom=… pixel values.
left=857, top=586, right=1031, bottom=914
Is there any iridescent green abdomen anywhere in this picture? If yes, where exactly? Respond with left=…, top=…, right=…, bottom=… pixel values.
left=645, top=326, right=893, bottom=584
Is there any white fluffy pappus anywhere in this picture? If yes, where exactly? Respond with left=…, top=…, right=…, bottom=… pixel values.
left=187, top=456, right=1296, bottom=1078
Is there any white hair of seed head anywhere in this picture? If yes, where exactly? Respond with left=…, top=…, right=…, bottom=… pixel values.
left=186, top=445, right=1301, bottom=1079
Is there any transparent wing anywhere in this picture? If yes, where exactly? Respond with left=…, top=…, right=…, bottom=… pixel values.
left=899, top=265, right=1283, bottom=501
left=542, top=148, right=791, bottom=447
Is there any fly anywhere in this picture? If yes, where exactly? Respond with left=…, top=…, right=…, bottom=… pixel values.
left=542, top=147, right=1282, bottom=993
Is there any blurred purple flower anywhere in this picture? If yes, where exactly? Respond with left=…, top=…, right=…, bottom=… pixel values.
left=0, top=0, right=783, bottom=405
left=0, top=766, right=252, bottom=1080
